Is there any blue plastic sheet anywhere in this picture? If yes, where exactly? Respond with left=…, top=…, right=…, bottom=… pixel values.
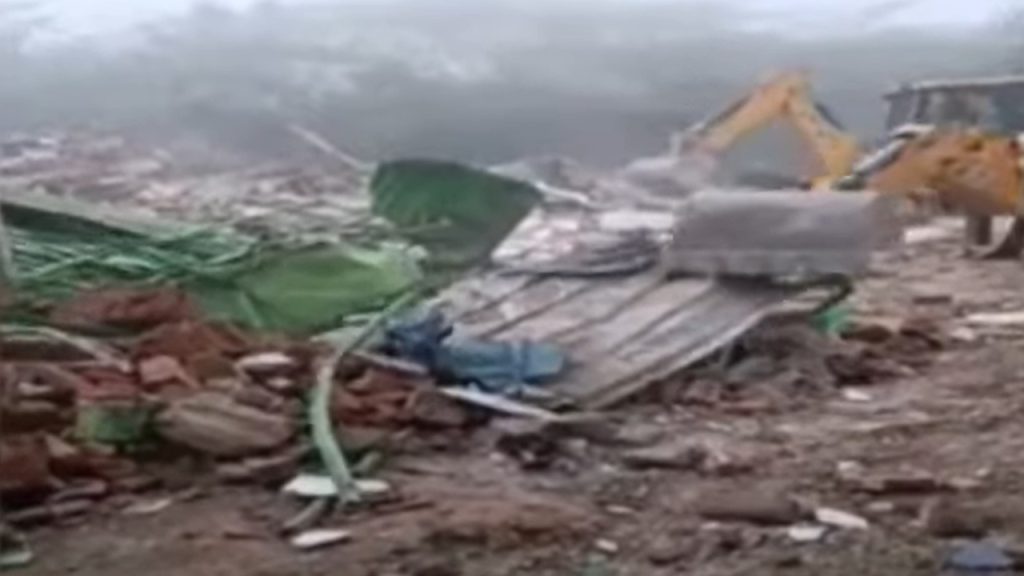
left=385, top=309, right=565, bottom=396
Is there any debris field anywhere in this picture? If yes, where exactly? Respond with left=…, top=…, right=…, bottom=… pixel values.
left=4, top=132, right=1024, bottom=576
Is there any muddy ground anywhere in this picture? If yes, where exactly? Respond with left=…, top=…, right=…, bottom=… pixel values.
left=15, top=228, right=1024, bottom=576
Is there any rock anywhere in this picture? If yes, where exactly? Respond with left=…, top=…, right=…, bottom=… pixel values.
left=493, top=419, right=561, bottom=470
left=407, top=388, right=469, bottom=428
left=185, top=352, right=240, bottom=383
left=624, top=435, right=756, bottom=474
left=814, top=507, right=869, bottom=530
left=920, top=498, right=990, bottom=538
left=137, top=356, right=198, bottom=389
left=1, top=400, right=68, bottom=435
left=155, top=392, right=295, bottom=458
left=912, top=291, right=953, bottom=306
left=646, top=535, right=698, bottom=566
left=842, top=318, right=900, bottom=344
left=612, top=422, right=665, bottom=447
left=696, top=490, right=803, bottom=526
left=216, top=448, right=307, bottom=485
left=946, top=542, right=1013, bottom=572
left=622, top=439, right=707, bottom=470
left=544, top=413, right=621, bottom=445
left=0, top=435, right=52, bottom=494
left=852, top=472, right=946, bottom=495
left=335, top=425, right=391, bottom=454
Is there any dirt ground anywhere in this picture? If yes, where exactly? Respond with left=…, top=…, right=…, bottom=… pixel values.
left=16, top=227, right=1024, bottom=576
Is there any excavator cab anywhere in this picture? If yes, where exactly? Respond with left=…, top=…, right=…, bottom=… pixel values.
left=883, top=76, right=1024, bottom=251
left=885, top=76, right=1024, bottom=134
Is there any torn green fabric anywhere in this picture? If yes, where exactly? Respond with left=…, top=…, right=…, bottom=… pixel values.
left=187, top=244, right=421, bottom=333
left=371, top=160, right=540, bottom=277
left=2, top=194, right=421, bottom=334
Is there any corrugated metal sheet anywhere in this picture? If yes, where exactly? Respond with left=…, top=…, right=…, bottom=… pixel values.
left=441, top=269, right=800, bottom=409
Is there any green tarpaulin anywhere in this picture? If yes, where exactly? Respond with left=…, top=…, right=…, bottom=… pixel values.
left=2, top=160, right=540, bottom=334
left=372, top=160, right=540, bottom=278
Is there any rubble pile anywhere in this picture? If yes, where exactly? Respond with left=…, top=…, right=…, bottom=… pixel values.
left=0, top=132, right=369, bottom=235
left=0, top=295, right=472, bottom=528
left=673, top=317, right=942, bottom=407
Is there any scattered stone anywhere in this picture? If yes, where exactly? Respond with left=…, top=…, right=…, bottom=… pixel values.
left=155, top=392, right=295, bottom=458
left=1, top=401, right=67, bottom=434
left=920, top=498, right=990, bottom=539
left=842, top=318, right=900, bottom=343
left=138, top=356, right=198, bottom=389
left=215, top=448, right=307, bottom=485
left=946, top=542, right=1013, bottom=572
left=407, top=388, right=469, bottom=429
left=912, top=291, right=953, bottom=306
left=787, top=524, right=827, bottom=543
left=814, top=507, right=869, bottom=530
left=622, top=439, right=707, bottom=471
left=0, top=435, right=52, bottom=494
left=335, top=425, right=391, bottom=454
left=696, top=490, right=803, bottom=526
left=836, top=460, right=867, bottom=480
left=544, top=413, right=621, bottom=445
left=646, top=535, right=697, bottom=566
left=852, top=472, right=946, bottom=495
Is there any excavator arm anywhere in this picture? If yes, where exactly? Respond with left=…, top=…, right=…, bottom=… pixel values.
left=677, top=72, right=862, bottom=186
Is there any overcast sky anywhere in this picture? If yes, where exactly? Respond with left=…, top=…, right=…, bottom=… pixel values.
left=40, top=0, right=1015, bottom=36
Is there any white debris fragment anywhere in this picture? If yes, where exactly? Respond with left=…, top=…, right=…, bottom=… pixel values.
left=965, top=311, right=1024, bottom=327
left=290, top=528, right=352, bottom=550
left=282, top=473, right=391, bottom=498
left=786, top=524, right=828, bottom=543
left=594, top=539, right=620, bottom=554
left=841, top=388, right=873, bottom=403
left=815, top=507, right=870, bottom=530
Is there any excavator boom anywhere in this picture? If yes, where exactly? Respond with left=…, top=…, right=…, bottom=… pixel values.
left=677, top=72, right=862, bottom=186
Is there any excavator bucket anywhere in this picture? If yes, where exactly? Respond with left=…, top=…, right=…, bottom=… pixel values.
left=663, top=190, right=902, bottom=279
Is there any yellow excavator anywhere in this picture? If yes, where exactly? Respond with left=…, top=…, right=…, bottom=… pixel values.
left=669, top=73, right=1024, bottom=266
left=837, top=125, right=1024, bottom=256
left=674, top=71, right=862, bottom=189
